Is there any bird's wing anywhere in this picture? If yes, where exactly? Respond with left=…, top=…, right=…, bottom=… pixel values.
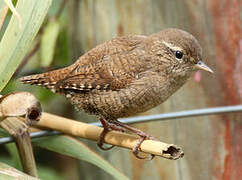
left=55, top=35, right=150, bottom=92
left=55, top=70, right=113, bottom=92
left=74, top=35, right=147, bottom=67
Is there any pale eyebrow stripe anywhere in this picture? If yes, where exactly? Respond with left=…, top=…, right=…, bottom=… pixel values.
left=162, top=40, right=183, bottom=52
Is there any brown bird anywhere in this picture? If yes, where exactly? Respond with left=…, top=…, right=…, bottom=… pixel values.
left=20, top=28, right=213, bottom=159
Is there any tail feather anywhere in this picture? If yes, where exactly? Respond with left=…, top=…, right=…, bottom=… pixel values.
left=19, top=65, right=78, bottom=91
left=19, top=72, right=57, bottom=89
left=19, top=66, right=75, bottom=90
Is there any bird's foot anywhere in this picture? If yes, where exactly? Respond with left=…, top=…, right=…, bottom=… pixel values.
left=97, top=126, right=114, bottom=150
left=113, top=120, right=157, bottom=160
left=97, top=118, right=126, bottom=150
left=132, top=134, right=157, bottom=160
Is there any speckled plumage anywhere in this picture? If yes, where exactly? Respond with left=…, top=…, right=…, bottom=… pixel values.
left=20, top=28, right=213, bottom=158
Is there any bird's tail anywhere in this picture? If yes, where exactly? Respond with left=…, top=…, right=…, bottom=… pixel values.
left=19, top=67, right=71, bottom=90
left=19, top=72, right=55, bottom=89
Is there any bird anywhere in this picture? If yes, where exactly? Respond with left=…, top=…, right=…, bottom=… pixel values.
left=20, top=28, right=213, bottom=159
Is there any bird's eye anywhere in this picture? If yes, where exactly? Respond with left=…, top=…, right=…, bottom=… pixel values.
left=175, top=51, right=183, bottom=59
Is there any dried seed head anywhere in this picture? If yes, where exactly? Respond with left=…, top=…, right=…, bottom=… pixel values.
left=0, top=92, right=42, bottom=125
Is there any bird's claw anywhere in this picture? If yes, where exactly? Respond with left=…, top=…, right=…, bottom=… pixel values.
left=132, top=135, right=156, bottom=160
left=97, top=118, right=126, bottom=150
left=98, top=118, right=157, bottom=159
left=112, top=120, right=157, bottom=159
left=97, top=140, right=115, bottom=150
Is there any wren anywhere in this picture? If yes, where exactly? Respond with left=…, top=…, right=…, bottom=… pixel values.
left=20, top=28, right=213, bottom=159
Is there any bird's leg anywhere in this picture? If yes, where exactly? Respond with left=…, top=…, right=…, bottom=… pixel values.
left=113, top=120, right=157, bottom=159
left=97, top=118, right=126, bottom=150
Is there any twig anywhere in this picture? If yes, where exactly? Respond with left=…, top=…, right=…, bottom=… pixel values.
left=1, top=105, right=242, bottom=145
left=34, top=112, right=184, bottom=160
left=0, top=117, right=38, bottom=177
left=0, top=92, right=42, bottom=177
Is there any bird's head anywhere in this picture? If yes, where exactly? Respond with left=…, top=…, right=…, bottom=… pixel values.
left=149, top=28, right=213, bottom=77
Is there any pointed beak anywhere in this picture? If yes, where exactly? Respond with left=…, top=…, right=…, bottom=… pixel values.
left=195, top=61, right=214, bottom=73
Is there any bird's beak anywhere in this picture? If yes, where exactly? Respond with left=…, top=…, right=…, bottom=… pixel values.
left=195, top=61, right=214, bottom=73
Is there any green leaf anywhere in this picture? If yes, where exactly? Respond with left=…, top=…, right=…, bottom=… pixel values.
left=5, top=143, right=22, bottom=170
left=0, top=129, right=22, bottom=170
left=0, top=2, right=8, bottom=31
left=54, top=28, right=70, bottom=66
left=0, top=128, right=9, bottom=137
left=0, top=162, right=39, bottom=180
left=0, top=2, right=7, bottom=15
left=0, top=0, right=52, bottom=92
left=3, top=0, right=21, bottom=28
left=34, top=135, right=129, bottom=180
left=37, top=165, right=64, bottom=180
left=40, top=19, right=60, bottom=67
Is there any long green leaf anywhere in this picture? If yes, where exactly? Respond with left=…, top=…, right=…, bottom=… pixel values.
left=34, top=135, right=129, bottom=180
left=3, top=0, right=21, bottom=28
left=5, top=143, right=22, bottom=170
left=0, top=2, right=8, bottom=31
left=40, top=19, right=60, bottom=67
left=0, top=0, right=52, bottom=92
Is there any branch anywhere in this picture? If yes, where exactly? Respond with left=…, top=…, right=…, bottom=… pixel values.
left=0, top=117, right=38, bottom=177
left=0, top=92, right=184, bottom=160
left=2, top=105, right=242, bottom=145
left=34, top=113, right=184, bottom=160
left=0, top=92, right=42, bottom=177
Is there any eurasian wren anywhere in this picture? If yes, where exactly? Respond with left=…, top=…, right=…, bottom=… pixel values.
left=20, top=28, right=213, bottom=159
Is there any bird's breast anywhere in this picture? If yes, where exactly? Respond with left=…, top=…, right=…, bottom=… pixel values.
left=70, top=74, right=189, bottom=120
